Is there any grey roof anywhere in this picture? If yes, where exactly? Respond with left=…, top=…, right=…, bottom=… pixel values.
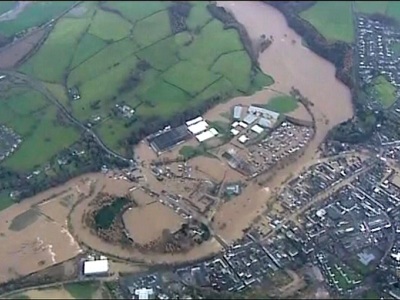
left=258, top=117, right=273, bottom=128
left=243, top=113, right=258, bottom=125
left=233, top=106, right=243, bottom=120
left=248, top=105, right=279, bottom=120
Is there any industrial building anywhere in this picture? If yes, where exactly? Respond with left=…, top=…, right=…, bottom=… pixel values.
left=196, top=128, right=219, bottom=142
left=186, top=116, right=203, bottom=127
left=243, top=113, right=258, bottom=125
left=82, top=257, right=109, bottom=276
left=233, top=106, right=243, bottom=120
left=251, top=124, right=264, bottom=134
left=188, top=120, right=209, bottom=135
left=148, top=125, right=191, bottom=155
left=134, top=288, right=154, bottom=300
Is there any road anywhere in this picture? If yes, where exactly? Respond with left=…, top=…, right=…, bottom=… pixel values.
left=1, top=70, right=132, bottom=164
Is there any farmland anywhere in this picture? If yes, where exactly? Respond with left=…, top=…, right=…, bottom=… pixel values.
left=300, top=1, right=400, bottom=43
left=0, top=1, right=76, bottom=37
left=0, top=86, right=80, bottom=172
left=17, top=1, right=273, bottom=157
left=263, top=95, right=299, bottom=114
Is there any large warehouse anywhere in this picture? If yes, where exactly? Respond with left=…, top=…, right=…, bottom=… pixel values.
left=83, top=258, right=109, bottom=276
left=148, top=125, right=191, bottom=155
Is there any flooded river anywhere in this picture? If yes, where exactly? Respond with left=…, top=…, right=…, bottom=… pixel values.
left=217, top=1, right=353, bottom=131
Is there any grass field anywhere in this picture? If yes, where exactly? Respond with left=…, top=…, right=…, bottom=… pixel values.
left=0, top=87, right=80, bottom=171
left=19, top=16, right=92, bottom=83
left=0, top=1, right=76, bottom=37
left=386, top=2, right=400, bottom=22
left=300, top=2, right=354, bottom=43
left=103, top=1, right=168, bottom=23
left=264, top=95, right=299, bottom=113
left=369, top=75, right=397, bottom=108
left=355, top=1, right=388, bottom=14
left=0, top=190, right=14, bottom=211
left=392, top=42, right=400, bottom=57
left=63, top=281, right=100, bottom=299
left=88, top=9, right=132, bottom=42
left=17, top=1, right=274, bottom=158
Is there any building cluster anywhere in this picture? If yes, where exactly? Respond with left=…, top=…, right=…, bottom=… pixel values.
left=277, top=155, right=371, bottom=212
left=0, top=124, right=22, bottom=162
left=357, top=16, right=400, bottom=108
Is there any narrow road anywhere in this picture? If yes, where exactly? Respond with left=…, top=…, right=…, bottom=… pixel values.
left=1, top=70, right=132, bottom=164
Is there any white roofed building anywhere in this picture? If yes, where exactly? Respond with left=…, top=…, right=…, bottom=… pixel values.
left=238, top=135, right=249, bottom=144
left=186, top=116, right=203, bottom=126
left=188, top=120, right=208, bottom=135
left=243, top=113, right=258, bottom=125
left=134, top=288, right=154, bottom=300
left=251, top=124, right=264, bottom=134
left=233, top=106, right=243, bottom=120
left=230, top=128, right=239, bottom=136
left=83, top=259, right=109, bottom=276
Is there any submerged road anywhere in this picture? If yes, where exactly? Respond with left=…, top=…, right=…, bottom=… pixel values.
left=1, top=70, right=132, bottom=164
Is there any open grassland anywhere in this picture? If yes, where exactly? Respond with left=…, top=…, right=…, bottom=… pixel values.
left=63, top=281, right=101, bottom=299
left=0, top=190, right=14, bottom=211
left=301, top=1, right=400, bottom=44
left=0, top=87, right=79, bottom=171
left=88, top=9, right=132, bottom=42
left=0, top=1, right=76, bottom=37
left=264, top=95, right=299, bottom=114
left=19, top=16, right=93, bottom=83
left=355, top=1, right=388, bottom=14
left=103, top=1, right=169, bottom=23
left=300, top=2, right=354, bottom=43
left=369, top=75, right=397, bottom=108
left=18, top=1, right=273, bottom=156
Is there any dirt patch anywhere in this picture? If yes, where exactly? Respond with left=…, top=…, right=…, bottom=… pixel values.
left=0, top=28, right=46, bottom=69
left=123, top=202, right=184, bottom=245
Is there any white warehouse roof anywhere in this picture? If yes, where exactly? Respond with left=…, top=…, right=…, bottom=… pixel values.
left=196, top=129, right=215, bottom=142
left=188, top=120, right=208, bottom=135
left=230, top=128, right=239, bottom=136
left=209, top=128, right=219, bottom=136
left=243, top=113, right=258, bottom=125
left=83, top=259, right=109, bottom=275
left=232, top=121, right=239, bottom=128
left=186, top=116, right=203, bottom=126
left=238, top=121, right=248, bottom=129
left=251, top=124, right=264, bottom=134
left=238, top=135, right=249, bottom=144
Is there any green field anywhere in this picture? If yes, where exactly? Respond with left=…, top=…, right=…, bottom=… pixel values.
left=264, top=95, right=299, bottom=114
left=300, top=2, right=354, bottom=43
left=88, top=9, right=132, bottom=42
left=369, top=75, right=397, bottom=108
left=16, top=1, right=274, bottom=158
left=355, top=1, right=388, bottom=14
left=0, top=190, right=14, bottom=211
left=63, top=281, right=100, bottom=299
left=0, top=87, right=80, bottom=171
left=0, top=1, right=76, bottom=37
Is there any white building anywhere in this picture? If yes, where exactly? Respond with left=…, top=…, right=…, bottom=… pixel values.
left=83, top=259, right=109, bottom=276
left=186, top=116, right=203, bottom=126
left=188, top=120, right=208, bottom=135
left=251, top=124, right=264, bottom=134
left=238, top=135, right=249, bottom=144
left=134, top=288, right=154, bottom=300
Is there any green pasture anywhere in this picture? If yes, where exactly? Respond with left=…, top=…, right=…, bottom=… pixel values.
left=179, top=20, right=244, bottom=67
left=135, top=32, right=191, bottom=71
left=162, top=60, right=221, bottom=95
left=300, top=1, right=354, bottom=43
left=211, top=50, right=252, bottom=92
left=88, top=8, right=132, bottom=42
left=386, top=1, right=400, bottom=21
left=369, top=75, right=397, bottom=108
left=132, top=10, right=172, bottom=48
left=186, top=2, right=213, bottom=31
left=0, top=1, right=75, bottom=37
left=68, top=37, right=138, bottom=87
left=70, top=33, right=107, bottom=69
left=0, top=190, right=14, bottom=211
left=355, top=1, right=388, bottom=14
left=264, top=95, right=299, bottom=113
left=0, top=88, right=79, bottom=171
left=63, top=281, right=100, bottom=299
left=103, top=1, right=168, bottom=23
left=19, top=16, right=92, bottom=83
